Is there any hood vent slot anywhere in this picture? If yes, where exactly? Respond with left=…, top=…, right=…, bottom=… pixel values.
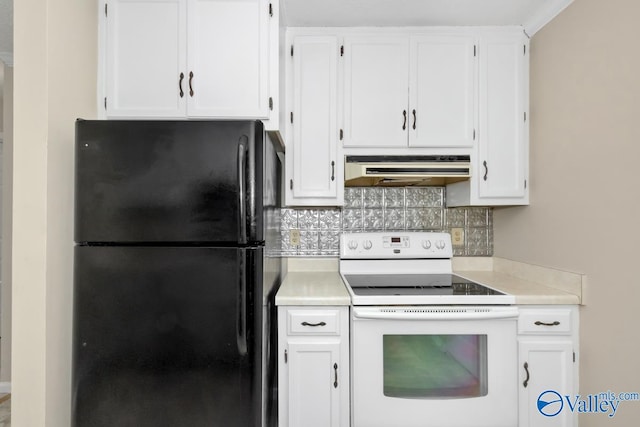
left=345, top=155, right=471, bottom=187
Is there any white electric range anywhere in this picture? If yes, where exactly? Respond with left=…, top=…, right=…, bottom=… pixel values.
left=340, top=231, right=519, bottom=427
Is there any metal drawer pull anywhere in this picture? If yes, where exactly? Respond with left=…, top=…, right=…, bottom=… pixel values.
left=534, top=320, right=561, bottom=326
left=331, top=161, right=335, bottom=181
left=523, top=362, right=530, bottom=388
left=189, top=71, right=194, bottom=97
left=301, top=321, right=326, bottom=327
left=179, top=72, right=185, bottom=98
left=483, top=161, right=488, bottom=181
left=402, top=110, right=407, bottom=130
left=334, top=363, right=338, bottom=388
left=412, top=109, right=417, bottom=130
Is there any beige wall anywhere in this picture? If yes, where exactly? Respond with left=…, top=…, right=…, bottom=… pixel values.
left=13, top=0, right=97, bottom=425
left=494, top=0, right=640, bottom=424
left=1, top=63, right=12, bottom=384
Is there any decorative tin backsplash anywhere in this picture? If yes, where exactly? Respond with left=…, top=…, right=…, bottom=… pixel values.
left=280, top=187, right=493, bottom=257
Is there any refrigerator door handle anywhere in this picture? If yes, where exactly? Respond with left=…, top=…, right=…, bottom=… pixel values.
left=238, top=139, right=248, bottom=244
left=237, top=251, right=248, bottom=356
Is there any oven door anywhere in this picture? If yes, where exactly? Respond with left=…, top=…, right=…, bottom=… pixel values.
left=351, top=306, right=518, bottom=427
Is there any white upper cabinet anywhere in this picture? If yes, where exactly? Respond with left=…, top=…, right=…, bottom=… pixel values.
left=103, top=0, right=272, bottom=120
left=447, top=30, right=529, bottom=206
left=477, top=33, right=528, bottom=200
left=106, top=0, right=187, bottom=117
left=343, top=36, right=409, bottom=148
left=409, top=35, right=477, bottom=148
left=187, top=0, right=269, bottom=118
left=286, top=35, right=342, bottom=206
left=342, top=34, right=477, bottom=149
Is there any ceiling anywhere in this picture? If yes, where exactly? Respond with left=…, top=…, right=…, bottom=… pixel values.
left=281, top=0, right=573, bottom=35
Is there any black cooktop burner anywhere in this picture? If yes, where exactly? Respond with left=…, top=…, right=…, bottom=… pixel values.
left=344, top=273, right=504, bottom=296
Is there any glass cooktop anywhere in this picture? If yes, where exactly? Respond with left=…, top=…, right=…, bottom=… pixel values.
left=343, top=274, right=504, bottom=297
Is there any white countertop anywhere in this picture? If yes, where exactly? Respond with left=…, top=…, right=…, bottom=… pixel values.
left=276, top=257, right=584, bottom=306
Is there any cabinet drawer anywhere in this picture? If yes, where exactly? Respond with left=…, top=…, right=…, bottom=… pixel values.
left=287, top=309, right=341, bottom=335
left=518, top=309, right=572, bottom=335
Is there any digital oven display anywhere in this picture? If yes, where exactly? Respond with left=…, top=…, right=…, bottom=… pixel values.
left=383, top=236, right=410, bottom=248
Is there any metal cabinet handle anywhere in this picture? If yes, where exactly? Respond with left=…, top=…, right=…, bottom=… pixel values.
left=331, top=161, right=335, bottom=181
left=189, top=71, right=194, bottom=97
left=179, top=72, right=185, bottom=98
left=334, top=363, right=338, bottom=388
left=402, top=110, right=407, bottom=130
left=483, top=160, right=488, bottom=181
left=301, top=321, right=326, bottom=327
left=412, top=109, right=417, bottom=130
left=523, top=362, right=530, bottom=388
left=535, top=320, right=561, bottom=326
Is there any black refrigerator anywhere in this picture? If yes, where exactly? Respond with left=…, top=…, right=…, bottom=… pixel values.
left=72, top=120, right=282, bottom=427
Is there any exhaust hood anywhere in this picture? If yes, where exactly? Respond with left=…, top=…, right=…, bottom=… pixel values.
left=345, top=155, right=471, bottom=187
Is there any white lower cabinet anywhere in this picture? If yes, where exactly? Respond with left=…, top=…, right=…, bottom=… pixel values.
left=518, top=306, right=579, bottom=427
left=278, top=306, right=349, bottom=427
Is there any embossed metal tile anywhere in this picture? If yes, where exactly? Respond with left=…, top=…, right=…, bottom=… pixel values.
left=298, top=209, right=320, bottom=229
left=363, top=188, right=384, bottom=208
left=343, top=208, right=364, bottom=230
left=384, top=208, right=405, bottom=231
left=425, top=187, right=445, bottom=207
left=384, top=188, right=405, bottom=208
left=344, top=187, right=364, bottom=208
left=364, top=208, right=384, bottom=230
left=446, top=208, right=466, bottom=227
left=424, top=208, right=444, bottom=229
left=405, top=208, right=427, bottom=230
left=281, top=209, right=298, bottom=230
left=319, top=208, right=341, bottom=230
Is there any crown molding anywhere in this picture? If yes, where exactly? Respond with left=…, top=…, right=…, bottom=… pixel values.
left=0, top=52, right=13, bottom=67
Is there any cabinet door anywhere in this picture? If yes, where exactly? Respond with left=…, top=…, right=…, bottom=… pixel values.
left=187, top=0, right=269, bottom=118
left=106, top=0, right=187, bottom=118
left=519, top=339, right=575, bottom=427
left=409, top=36, right=477, bottom=148
left=288, top=341, right=342, bottom=427
left=288, top=36, right=341, bottom=205
left=477, top=34, right=528, bottom=201
left=343, top=36, right=409, bottom=147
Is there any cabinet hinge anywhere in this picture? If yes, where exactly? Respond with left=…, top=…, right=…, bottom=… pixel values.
left=269, top=3, right=273, bottom=17
left=269, top=97, right=273, bottom=111
left=473, top=129, right=476, bottom=140
left=340, top=45, right=344, bottom=57
left=524, top=111, right=527, bottom=122
left=104, top=97, right=107, bottom=110
left=284, top=349, right=288, bottom=363
left=290, top=45, right=294, bottom=57
left=289, top=179, right=293, bottom=190
left=573, top=351, right=576, bottom=363
left=473, top=45, right=476, bottom=57
left=524, top=44, right=527, bottom=55
left=105, top=3, right=108, bottom=17
left=525, top=179, right=527, bottom=189
left=290, top=111, right=293, bottom=124
left=339, top=129, right=343, bottom=140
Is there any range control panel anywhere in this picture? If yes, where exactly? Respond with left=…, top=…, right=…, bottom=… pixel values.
left=340, top=232, right=453, bottom=259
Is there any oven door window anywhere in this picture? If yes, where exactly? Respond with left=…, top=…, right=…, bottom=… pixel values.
left=383, top=334, right=488, bottom=399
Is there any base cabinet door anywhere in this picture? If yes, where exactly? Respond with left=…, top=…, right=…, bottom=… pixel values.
left=278, top=306, right=349, bottom=427
left=287, top=341, right=341, bottom=427
left=517, top=306, right=579, bottom=427
left=518, top=340, right=575, bottom=427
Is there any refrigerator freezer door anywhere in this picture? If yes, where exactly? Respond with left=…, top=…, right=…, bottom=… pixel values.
left=74, top=120, right=264, bottom=244
left=72, top=246, right=263, bottom=427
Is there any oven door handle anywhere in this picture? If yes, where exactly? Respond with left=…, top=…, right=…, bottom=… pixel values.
left=352, top=308, right=519, bottom=321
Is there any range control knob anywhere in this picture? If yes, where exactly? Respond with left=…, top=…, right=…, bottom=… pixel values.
left=436, top=240, right=446, bottom=250
left=421, top=240, right=432, bottom=249
left=348, top=240, right=358, bottom=250
left=363, top=240, right=373, bottom=250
